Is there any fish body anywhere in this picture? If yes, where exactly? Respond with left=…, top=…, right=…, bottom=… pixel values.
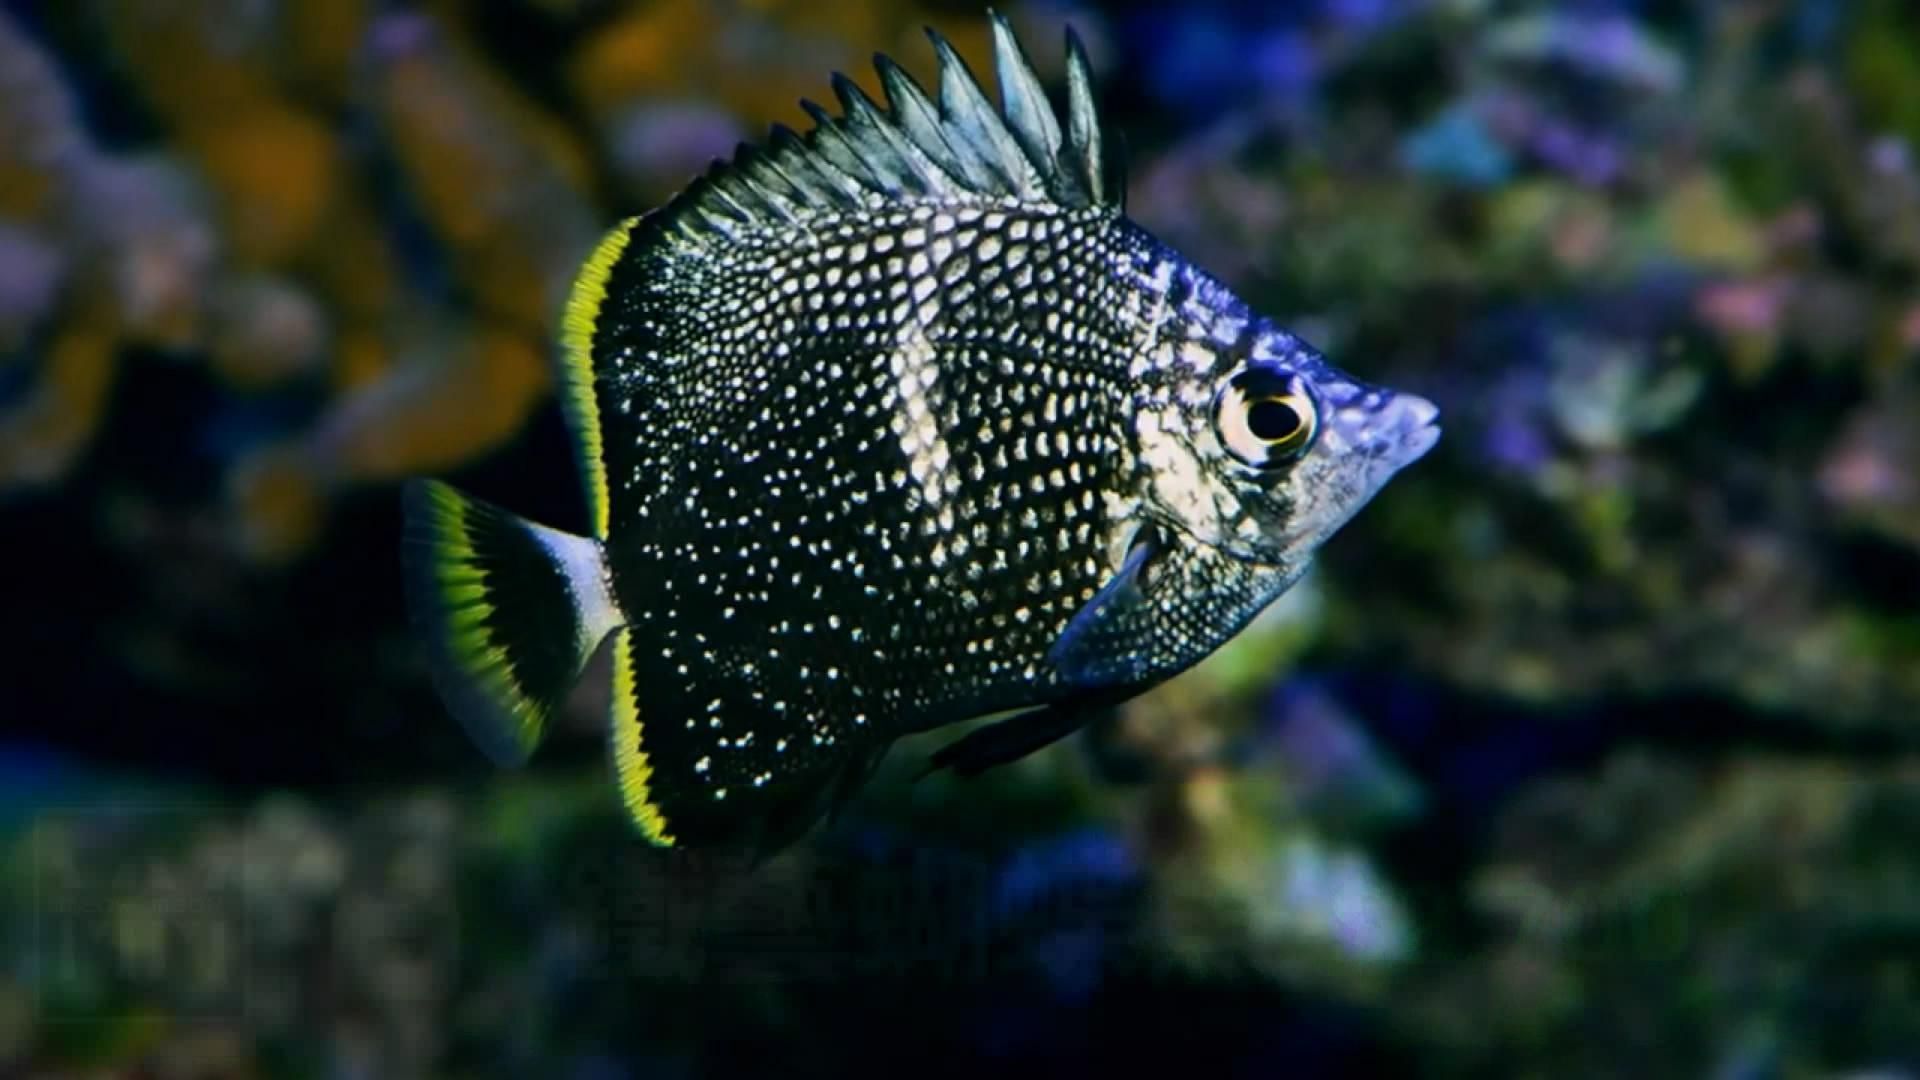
left=403, top=15, right=1439, bottom=853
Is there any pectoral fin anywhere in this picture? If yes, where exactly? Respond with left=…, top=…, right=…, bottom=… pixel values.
left=919, top=701, right=1100, bottom=779
left=919, top=689, right=1133, bottom=780
left=1045, top=524, right=1163, bottom=688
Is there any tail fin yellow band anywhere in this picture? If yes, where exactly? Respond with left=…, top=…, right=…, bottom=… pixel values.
left=401, top=479, right=619, bottom=765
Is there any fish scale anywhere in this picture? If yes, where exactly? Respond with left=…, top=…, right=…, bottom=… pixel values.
left=401, top=13, right=1439, bottom=854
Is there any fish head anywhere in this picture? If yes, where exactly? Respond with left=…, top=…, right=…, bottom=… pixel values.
left=1137, top=320, right=1440, bottom=569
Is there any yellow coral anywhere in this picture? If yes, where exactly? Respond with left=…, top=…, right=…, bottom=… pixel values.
left=570, top=0, right=993, bottom=135
left=0, top=9, right=85, bottom=221
left=227, top=440, right=326, bottom=566
left=371, top=15, right=597, bottom=330
left=309, top=323, right=552, bottom=485
left=280, top=0, right=373, bottom=105
left=91, top=0, right=281, bottom=121
left=0, top=312, right=118, bottom=490
left=183, top=102, right=341, bottom=269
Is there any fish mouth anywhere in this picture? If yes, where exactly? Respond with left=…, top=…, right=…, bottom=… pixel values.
left=1381, top=393, right=1441, bottom=474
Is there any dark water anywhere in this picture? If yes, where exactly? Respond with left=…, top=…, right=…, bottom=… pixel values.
left=3, top=0, right=1918, bottom=1075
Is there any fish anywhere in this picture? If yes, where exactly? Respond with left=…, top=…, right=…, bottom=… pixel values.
left=401, top=13, right=1440, bottom=855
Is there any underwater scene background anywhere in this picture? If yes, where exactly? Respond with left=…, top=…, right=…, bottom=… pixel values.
left=2, top=0, right=1918, bottom=1075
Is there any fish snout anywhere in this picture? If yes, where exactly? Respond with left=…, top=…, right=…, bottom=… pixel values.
left=1390, top=393, right=1441, bottom=465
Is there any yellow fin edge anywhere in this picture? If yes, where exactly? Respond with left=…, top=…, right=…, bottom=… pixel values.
left=610, top=627, right=676, bottom=846
left=415, top=480, right=547, bottom=761
left=559, top=218, right=640, bottom=540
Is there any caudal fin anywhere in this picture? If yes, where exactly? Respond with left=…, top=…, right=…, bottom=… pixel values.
left=401, top=479, right=622, bottom=766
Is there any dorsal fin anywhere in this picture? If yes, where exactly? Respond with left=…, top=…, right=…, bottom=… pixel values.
left=640, top=11, right=1119, bottom=252
left=989, top=14, right=1064, bottom=190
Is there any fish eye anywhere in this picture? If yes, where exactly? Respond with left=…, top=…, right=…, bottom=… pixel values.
left=1214, top=369, right=1319, bottom=468
left=1246, top=398, right=1304, bottom=442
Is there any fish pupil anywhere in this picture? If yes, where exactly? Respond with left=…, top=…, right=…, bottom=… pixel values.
left=1248, top=399, right=1302, bottom=442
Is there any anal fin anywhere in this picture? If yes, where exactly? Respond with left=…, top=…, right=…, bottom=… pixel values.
left=920, top=697, right=1120, bottom=780
left=600, top=623, right=893, bottom=856
left=1046, top=523, right=1161, bottom=688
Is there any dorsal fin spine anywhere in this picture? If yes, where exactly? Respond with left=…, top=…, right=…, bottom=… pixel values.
left=639, top=20, right=1116, bottom=251
left=927, top=29, right=1030, bottom=195
left=1064, top=29, right=1105, bottom=208
left=988, top=11, right=1064, bottom=179
left=762, top=125, right=848, bottom=209
left=833, top=73, right=948, bottom=197
left=875, top=53, right=972, bottom=189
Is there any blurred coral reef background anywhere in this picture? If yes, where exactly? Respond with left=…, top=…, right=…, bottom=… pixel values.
left=2, top=0, right=1919, bottom=1076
